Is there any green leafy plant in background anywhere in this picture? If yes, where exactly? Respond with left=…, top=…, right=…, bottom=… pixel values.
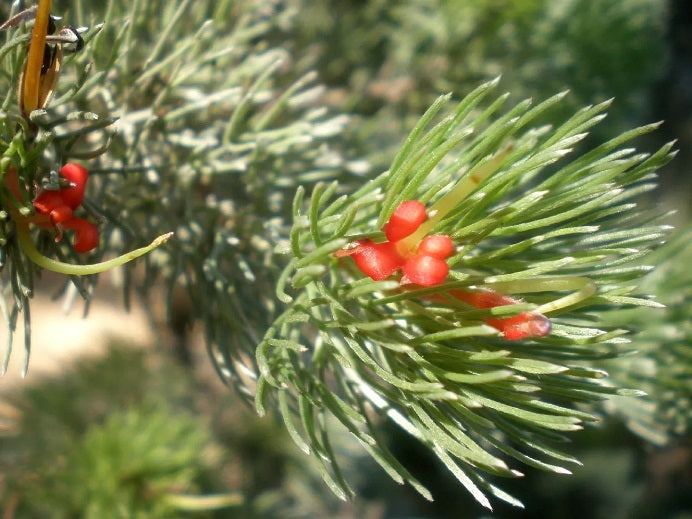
left=25, top=407, right=223, bottom=517
left=0, top=346, right=354, bottom=518
left=0, top=348, right=232, bottom=517
left=600, top=228, right=692, bottom=445
left=0, top=0, right=687, bottom=514
left=291, top=0, right=668, bottom=169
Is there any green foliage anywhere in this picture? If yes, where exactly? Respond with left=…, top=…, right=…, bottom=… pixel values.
left=0, top=0, right=353, bottom=378
left=0, top=346, right=354, bottom=518
left=67, top=0, right=357, bottom=398
left=295, top=0, right=667, bottom=114
left=600, top=227, right=692, bottom=444
left=0, top=0, right=685, bottom=514
left=292, top=0, right=668, bottom=168
left=253, top=80, right=676, bottom=508
left=24, top=407, right=211, bottom=518
left=0, top=348, right=223, bottom=517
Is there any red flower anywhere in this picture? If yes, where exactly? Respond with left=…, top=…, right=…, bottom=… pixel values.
left=33, top=163, right=98, bottom=253
left=55, top=162, right=88, bottom=210
left=401, top=254, right=449, bottom=286
left=340, top=240, right=402, bottom=281
left=62, top=216, right=99, bottom=253
left=417, top=234, right=454, bottom=258
left=5, top=163, right=99, bottom=253
left=32, top=189, right=73, bottom=225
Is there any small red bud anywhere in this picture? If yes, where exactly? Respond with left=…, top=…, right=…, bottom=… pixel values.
left=33, top=190, right=73, bottom=224
left=384, top=200, right=426, bottom=242
left=448, top=290, right=552, bottom=340
left=486, top=313, right=551, bottom=340
left=63, top=217, right=99, bottom=253
left=33, top=189, right=63, bottom=214
left=417, top=234, right=454, bottom=259
left=351, top=240, right=403, bottom=281
left=59, top=163, right=89, bottom=209
left=49, top=205, right=73, bottom=226
left=402, top=254, right=449, bottom=286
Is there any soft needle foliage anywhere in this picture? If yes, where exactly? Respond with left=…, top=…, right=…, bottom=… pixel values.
left=600, top=227, right=692, bottom=445
left=252, top=80, right=676, bottom=508
left=0, top=1, right=354, bottom=376
left=291, top=0, right=668, bottom=164
left=0, top=0, right=681, bottom=512
left=0, top=347, right=245, bottom=517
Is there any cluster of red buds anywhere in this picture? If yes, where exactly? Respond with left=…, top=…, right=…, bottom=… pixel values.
left=335, top=200, right=453, bottom=286
left=6, top=163, right=99, bottom=253
left=0, top=4, right=173, bottom=277
left=336, top=199, right=550, bottom=340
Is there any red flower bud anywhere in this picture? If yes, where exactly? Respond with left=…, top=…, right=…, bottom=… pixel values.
left=63, top=217, right=99, bottom=253
left=338, top=200, right=454, bottom=286
left=383, top=200, right=426, bottom=241
left=417, top=234, right=454, bottom=259
left=6, top=165, right=99, bottom=254
left=486, top=313, right=552, bottom=341
left=33, top=190, right=73, bottom=225
left=350, top=240, right=403, bottom=281
left=58, top=163, right=88, bottom=209
left=402, top=254, right=449, bottom=286
left=447, top=290, right=551, bottom=340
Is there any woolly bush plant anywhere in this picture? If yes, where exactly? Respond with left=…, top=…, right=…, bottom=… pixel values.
left=0, top=0, right=683, bottom=512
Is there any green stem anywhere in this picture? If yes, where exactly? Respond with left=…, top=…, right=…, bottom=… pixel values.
left=483, top=276, right=597, bottom=314
left=163, top=492, right=243, bottom=511
left=396, top=145, right=513, bottom=254
left=6, top=196, right=173, bottom=275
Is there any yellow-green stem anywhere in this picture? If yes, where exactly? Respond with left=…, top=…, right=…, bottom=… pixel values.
left=5, top=195, right=172, bottom=275
left=163, top=492, right=243, bottom=511
left=484, top=276, right=597, bottom=314
left=396, top=145, right=513, bottom=255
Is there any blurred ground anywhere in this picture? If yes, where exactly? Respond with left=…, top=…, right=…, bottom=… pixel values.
left=0, top=281, right=152, bottom=389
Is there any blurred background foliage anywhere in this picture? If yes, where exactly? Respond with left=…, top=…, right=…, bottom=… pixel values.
left=290, top=0, right=673, bottom=170
left=1, top=0, right=690, bottom=517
